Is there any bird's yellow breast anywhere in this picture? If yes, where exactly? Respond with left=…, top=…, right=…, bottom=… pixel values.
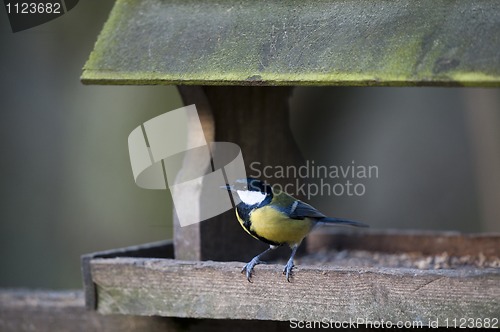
left=247, top=205, right=315, bottom=246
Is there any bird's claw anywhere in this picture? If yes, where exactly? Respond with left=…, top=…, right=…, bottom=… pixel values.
left=283, top=261, right=295, bottom=282
left=241, top=258, right=264, bottom=282
left=241, top=263, right=254, bottom=283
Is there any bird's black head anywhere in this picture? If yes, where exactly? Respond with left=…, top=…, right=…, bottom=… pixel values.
left=222, top=178, right=273, bottom=206
left=234, top=178, right=272, bottom=194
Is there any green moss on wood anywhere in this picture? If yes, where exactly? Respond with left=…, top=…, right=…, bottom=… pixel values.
left=82, top=0, right=500, bottom=86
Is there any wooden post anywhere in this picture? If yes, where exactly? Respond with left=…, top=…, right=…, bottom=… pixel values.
left=174, top=86, right=304, bottom=262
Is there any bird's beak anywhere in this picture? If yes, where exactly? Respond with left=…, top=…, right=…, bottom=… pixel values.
left=220, top=184, right=235, bottom=191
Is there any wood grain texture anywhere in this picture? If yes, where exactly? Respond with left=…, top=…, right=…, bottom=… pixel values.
left=0, top=290, right=169, bottom=332
left=90, top=257, right=500, bottom=325
left=81, top=0, right=500, bottom=86
left=81, top=240, right=174, bottom=309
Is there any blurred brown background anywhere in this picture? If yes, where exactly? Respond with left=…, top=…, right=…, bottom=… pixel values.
left=0, top=0, right=499, bottom=289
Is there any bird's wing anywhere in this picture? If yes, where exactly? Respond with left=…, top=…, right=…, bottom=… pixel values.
left=288, top=200, right=326, bottom=219
left=288, top=200, right=368, bottom=227
left=270, top=191, right=326, bottom=220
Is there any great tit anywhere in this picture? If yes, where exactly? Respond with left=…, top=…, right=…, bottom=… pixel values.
left=223, top=178, right=368, bottom=282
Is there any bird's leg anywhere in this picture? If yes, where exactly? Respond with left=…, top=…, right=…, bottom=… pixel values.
left=283, top=245, right=299, bottom=282
left=242, top=246, right=276, bottom=282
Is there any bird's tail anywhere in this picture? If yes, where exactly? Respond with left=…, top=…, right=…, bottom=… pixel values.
left=319, top=217, right=369, bottom=228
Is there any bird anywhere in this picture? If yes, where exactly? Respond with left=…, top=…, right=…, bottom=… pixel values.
left=222, top=178, right=368, bottom=282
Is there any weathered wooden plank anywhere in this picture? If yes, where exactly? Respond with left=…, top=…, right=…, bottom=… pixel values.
left=81, top=240, right=174, bottom=309
left=90, top=257, right=500, bottom=326
left=81, top=231, right=500, bottom=316
left=81, top=0, right=500, bottom=86
left=0, top=290, right=288, bottom=332
left=0, top=290, right=169, bottom=332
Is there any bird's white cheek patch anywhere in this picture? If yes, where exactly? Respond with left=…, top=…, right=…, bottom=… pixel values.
left=237, top=190, right=266, bottom=205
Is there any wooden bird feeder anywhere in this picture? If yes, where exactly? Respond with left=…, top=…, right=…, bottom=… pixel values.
left=72, top=0, right=500, bottom=329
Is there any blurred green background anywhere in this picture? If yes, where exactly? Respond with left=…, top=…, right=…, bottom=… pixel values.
left=0, top=0, right=182, bottom=289
left=0, top=0, right=499, bottom=290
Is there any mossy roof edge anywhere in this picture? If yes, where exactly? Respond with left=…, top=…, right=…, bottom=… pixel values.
left=82, top=0, right=500, bottom=87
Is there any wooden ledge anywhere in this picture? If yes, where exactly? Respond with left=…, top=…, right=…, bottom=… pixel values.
left=81, top=231, right=500, bottom=325
left=90, top=257, right=499, bottom=323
